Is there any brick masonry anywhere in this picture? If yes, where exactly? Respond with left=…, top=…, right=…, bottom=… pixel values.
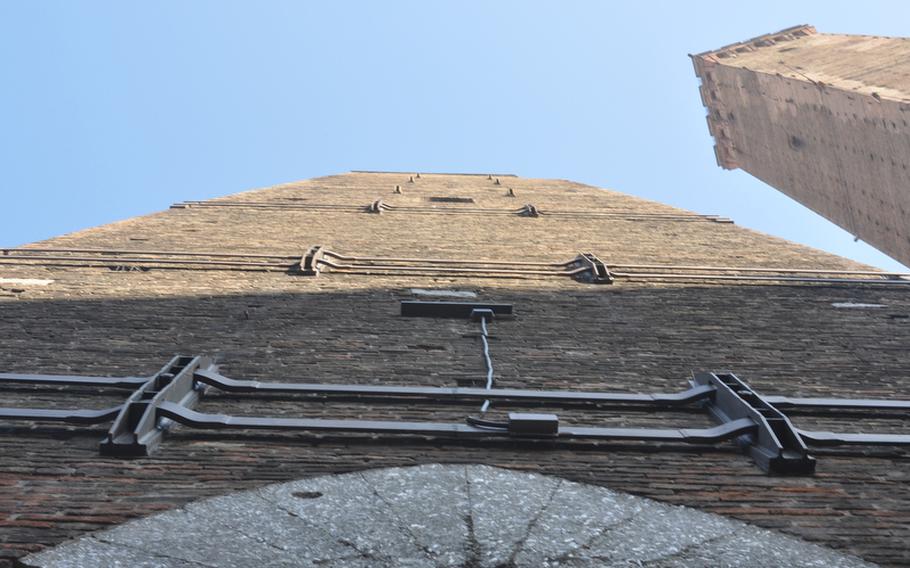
left=692, top=25, right=910, bottom=267
left=1, top=172, right=909, bottom=565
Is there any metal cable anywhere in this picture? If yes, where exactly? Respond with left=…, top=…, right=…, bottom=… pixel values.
left=465, top=415, right=508, bottom=430
left=479, top=316, right=494, bottom=413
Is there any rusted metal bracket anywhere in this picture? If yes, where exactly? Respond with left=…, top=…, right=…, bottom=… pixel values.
left=367, top=199, right=392, bottom=214
left=519, top=204, right=540, bottom=217
left=299, top=245, right=327, bottom=276
left=570, top=252, right=614, bottom=284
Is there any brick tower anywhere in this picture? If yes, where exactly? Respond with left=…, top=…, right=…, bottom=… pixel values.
left=1, top=172, right=909, bottom=566
left=692, top=25, right=910, bottom=267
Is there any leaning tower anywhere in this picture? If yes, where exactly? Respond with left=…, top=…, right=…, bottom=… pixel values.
left=692, top=24, right=910, bottom=266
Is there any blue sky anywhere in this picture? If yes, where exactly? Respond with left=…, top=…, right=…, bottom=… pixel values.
left=1, top=1, right=908, bottom=270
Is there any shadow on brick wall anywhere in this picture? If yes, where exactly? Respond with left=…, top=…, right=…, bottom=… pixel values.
left=1, top=283, right=909, bottom=566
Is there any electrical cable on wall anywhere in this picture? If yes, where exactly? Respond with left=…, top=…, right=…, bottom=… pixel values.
left=478, top=314, right=494, bottom=413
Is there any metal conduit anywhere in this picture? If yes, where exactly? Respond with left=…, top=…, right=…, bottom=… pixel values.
left=611, top=272, right=910, bottom=286
left=544, top=212, right=722, bottom=220
left=323, top=251, right=573, bottom=267
left=551, top=216, right=721, bottom=222
left=172, top=200, right=726, bottom=221
left=379, top=204, right=725, bottom=221
left=0, top=261, right=289, bottom=273
left=0, top=373, right=149, bottom=388
left=549, top=210, right=720, bottom=217
left=5, top=245, right=905, bottom=286
left=389, top=210, right=721, bottom=221
left=8, top=366, right=909, bottom=412
left=177, top=202, right=521, bottom=215
left=385, top=206, right=524, bottom=214
left=333, top=259, right=574, bottom=269
left=23, top=365, right=905, bottom=415
left=766, top=396, right=910, bottom=411
left=0, top=406, right=124, bottom=424
left=319, top=259, right=587, bottom=277
left=796, top=429, right=910, bottom=446
left=6, top=360, right=910, bottom=466
left=2, top=248, right=298, bottom=260
left=0, top=255, right=288, bottom=268
left=379, top=209, right=721, bottom=221
left=190, top=369, right=719, bottom=406
left=156, top=402, right=762, bottom=444
left=611, top=263, right=910, bottom=278
left=179, top=203, right=518, bottom=214
left=176, top=202, right=362, bottom=210
left=326, top=270, right=572, bottom=281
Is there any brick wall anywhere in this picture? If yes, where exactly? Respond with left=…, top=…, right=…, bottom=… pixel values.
left=693, top=27, right=910, bottom=267
left=1, top=173, right=909, bottom=565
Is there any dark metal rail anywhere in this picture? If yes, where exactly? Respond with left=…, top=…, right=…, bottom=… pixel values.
left=4, top=359, right=910, bottom=472
left=157, top=402, right=759, bottom=444
left=562, top=418, right=758, bottom=442
left=7, top=366, right=907, bottom=413
left=192, top=368, right=717, bottom=406
left=766, top=396, right=910, bottom=411
left=0, top=373, right=149, bottom=388
left=0, top=406, right=123, bottom=424
left=797, top=429, right=910, bottom=446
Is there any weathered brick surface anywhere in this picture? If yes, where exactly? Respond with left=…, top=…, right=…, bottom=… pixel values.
left=692, top=25, right=910, bottom=266
left=1, top=172, right=909, bottom=566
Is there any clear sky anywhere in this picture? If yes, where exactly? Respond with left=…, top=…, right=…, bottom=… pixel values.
left=1, top=1, right=908, bottom=271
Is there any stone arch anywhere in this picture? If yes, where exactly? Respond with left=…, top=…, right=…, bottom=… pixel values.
left=22, top=465, right=871, bottom=567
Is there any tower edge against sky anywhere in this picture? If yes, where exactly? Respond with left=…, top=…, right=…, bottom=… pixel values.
left=692, top=24, right=910, bottom=267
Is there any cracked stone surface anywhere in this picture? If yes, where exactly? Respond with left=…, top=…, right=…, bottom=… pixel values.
left=22, top=465, right=875, bottom=568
